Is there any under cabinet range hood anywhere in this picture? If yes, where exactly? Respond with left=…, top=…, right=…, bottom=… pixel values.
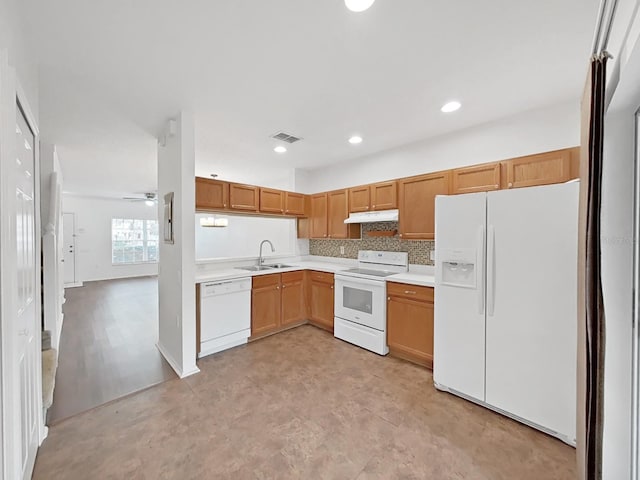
left=344, top=209, right=399, bottom=224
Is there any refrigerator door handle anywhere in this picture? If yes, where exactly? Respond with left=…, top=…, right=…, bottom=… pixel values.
left=477, top=224, right=485, bottom=314
left=487, top=225, right=496, bottom=316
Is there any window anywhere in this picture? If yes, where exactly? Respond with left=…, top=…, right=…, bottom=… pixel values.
left=112, top=218, right=159, bottom=265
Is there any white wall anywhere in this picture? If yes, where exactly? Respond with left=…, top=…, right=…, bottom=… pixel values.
left=195, top=214, right=306, bottom=260
left=0, top=0, right=38, bottom=120
left=61, top=194, right=159, bottom=282
left=157, top=113, right=198, bottom=378
left=304, top=101, right=580, bottom=193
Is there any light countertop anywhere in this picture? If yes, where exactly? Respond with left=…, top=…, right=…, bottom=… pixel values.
left=196, top=258, right=435, bottom=288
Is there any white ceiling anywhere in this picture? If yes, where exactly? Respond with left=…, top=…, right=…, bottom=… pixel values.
left=22, top=0, right=598, bottom=197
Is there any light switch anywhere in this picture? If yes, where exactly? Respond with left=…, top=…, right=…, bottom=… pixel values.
left=430, top=250, right=436, bottom=261
left=340, top=246, right=345, bottom=255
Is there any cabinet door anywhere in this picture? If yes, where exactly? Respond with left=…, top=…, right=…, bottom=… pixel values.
left=451, top=163, right=501, bottom=194
left=310, top=280, right=334, bottom=330
left=371, top=181, right=397, bottom=210
left=229, top=183, right=259, bottom=211
left=195, top=178, right=228, bottom=210
left=348, top=186, right=371, bottom=213
left=251, top=274, right=281, bottom=337
left=504, top=149, right=572, bottom=189
left=398, top=171, right=450, bottom=240
left=310, top=193, right=328, bottom=238
left=387, top=296, right=434, bottom=368
left=328, top=190, right=360, bottom=239
left=281, top=271, right=305, bottom=326
left=284, top=192, right=306, bottom=216
left=259, top=188, right=284, bottom=214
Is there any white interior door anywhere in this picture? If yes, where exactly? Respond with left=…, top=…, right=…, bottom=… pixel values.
left=485, top=182, right=578, bottom=441
left=15, top=101, right=39, bottom=479
left=434, top=192, right=487, bottom=401
left=62, top=212, right=76, bottom=285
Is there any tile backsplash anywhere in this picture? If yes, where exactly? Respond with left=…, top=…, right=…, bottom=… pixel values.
left=309, top=222, right=435, bottom=265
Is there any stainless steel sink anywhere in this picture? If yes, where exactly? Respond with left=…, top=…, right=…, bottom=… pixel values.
left=236, top=265, right=275, bottom=272
left=264, top=263, right=295, bottom=269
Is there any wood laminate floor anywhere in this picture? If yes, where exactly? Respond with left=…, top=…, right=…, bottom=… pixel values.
left=36, top=325, right=576, bottom=479
left=47, top=276, right=176, bottom=423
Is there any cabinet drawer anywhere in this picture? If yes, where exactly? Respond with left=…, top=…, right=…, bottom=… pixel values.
left=252, top=273, right=281, bottom=289
left=309, top=271, right=334, bottom=284
left=281, top=270, right=304, bottom=284
left=387, top=282, right=433, bottom=302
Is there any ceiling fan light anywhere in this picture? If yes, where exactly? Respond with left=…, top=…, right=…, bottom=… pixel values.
left=345, top=0, right=375, bottom=12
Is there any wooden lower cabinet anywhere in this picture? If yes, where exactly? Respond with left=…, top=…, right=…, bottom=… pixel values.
left=307, top=271, right=334, bottom=331
left=386, top=282, right=434, bottom=368
left=251, top=274, right=281, bottom=337
left=281, top=271, right=305, bottom=327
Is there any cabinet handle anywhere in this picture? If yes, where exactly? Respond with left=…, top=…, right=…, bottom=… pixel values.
left=276, top=286, right=280, bottom=290
left=282, top=284, right=286, bottom=289
left=372, top=205, right=376, bottom=208
left=387, top=296, right=390, bottom=301
left=224, top=203, right=227, bottom=207
left=399, top=233, right=403, bottom=237
left=508, top=182, right=513, bottom=188
left=404, top=290, right=417, bottom=295
left=330, top=285, right=334, bottom=289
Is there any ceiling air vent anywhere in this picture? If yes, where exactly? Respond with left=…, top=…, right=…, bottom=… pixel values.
left=271, top=132, right=302, bottom=144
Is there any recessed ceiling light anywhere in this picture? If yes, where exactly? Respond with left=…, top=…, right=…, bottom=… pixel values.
left=274, top=146, right=287, bottom=153
left=345, top=0, right=376, bottom=12
left=145, top=200, right=155, bottom=207
left=348, top=136, right=363, bottom=145
left=441, top=101, right=462, bottom=113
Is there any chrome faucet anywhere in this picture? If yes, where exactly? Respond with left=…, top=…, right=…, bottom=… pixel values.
left=258, top=240, right=275, bottom=267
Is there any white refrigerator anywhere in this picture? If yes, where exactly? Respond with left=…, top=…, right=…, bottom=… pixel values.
left=433, top=181, right=578, bottom=445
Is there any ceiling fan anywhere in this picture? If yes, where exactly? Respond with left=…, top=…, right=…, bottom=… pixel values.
left=122, top=192, right=157, bottom=207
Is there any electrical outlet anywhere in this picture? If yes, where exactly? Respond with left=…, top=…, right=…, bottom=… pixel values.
left=430, top=250, right=436, bottom=261
left=340, top=246, right=345, bottom=255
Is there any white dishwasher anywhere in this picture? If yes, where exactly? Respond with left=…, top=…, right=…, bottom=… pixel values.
left=199, top=277, right=252, bottom=358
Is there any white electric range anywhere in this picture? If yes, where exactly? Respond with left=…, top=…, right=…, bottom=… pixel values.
left=334, top=250, right=409, bottom=355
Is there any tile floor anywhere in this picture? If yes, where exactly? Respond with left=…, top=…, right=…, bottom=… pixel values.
left=34, top=325, right=576, bottom=479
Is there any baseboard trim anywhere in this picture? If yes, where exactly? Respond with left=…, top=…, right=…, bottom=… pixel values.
left=156, top=342, right=200, bottom=379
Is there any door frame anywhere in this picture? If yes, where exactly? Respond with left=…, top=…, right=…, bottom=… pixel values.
left=632, top=107, right=640, bottom=480
left=0, top=49, right=45, bottom=480
left=62, top=212, right=81, bottom=287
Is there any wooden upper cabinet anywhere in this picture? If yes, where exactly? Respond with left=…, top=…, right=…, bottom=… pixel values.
left=229, top=183, right=259, bottom=211
left=328, top=189, right=360, bottom=239
left=398, top=171, right=450, bottom=240
left=371, top=181, right=397, bottom=210
left=195, top=178, right=228, bottom=210
left=451, top=163, right=501, bottom=194
left=310, top=193, right=328, bottom=239
left=259, top=188, right=284, bottom=214
left=284, top=192, right=307, bottom=216
left=503, top=149, right=572, bottom=189
left=281, top=271, right=305, bottom=327
left=349, top=186, right=371, bottom=213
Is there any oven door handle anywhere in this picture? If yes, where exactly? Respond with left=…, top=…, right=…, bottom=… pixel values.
left=335, top=275, right=387, bottom=289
